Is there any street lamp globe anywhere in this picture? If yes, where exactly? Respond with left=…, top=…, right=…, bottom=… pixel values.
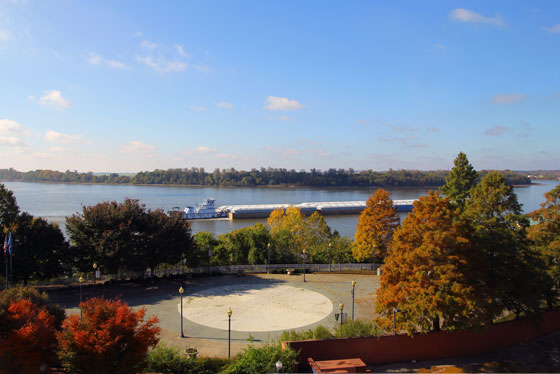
left=79, top=276, right=83, bottom=283
left=228, top=307, right=232, bottom=318
left=340, top=302, right=344, bottom=311
left=352, top=280, right=356, bottom=287
left=93, top=263, right=97, bottom=269
left=276, top=360, right=283, bottom=373
left=179, top=286, right=184, bottom=294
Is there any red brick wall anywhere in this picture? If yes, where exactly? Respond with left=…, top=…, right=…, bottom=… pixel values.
left=283, top=309, right=560, bottom=371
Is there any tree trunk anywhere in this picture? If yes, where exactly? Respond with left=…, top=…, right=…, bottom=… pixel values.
left=432, top=316, right=441, bottom=332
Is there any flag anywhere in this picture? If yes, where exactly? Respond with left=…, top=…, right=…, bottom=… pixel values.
left=7, top=232, right=12, bottom=256
left=3, top=234, right=6, bottom=256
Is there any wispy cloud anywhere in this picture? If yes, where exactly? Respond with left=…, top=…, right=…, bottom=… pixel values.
left=174, top=44, right=190, bottom=57
left=426, top=127, right=439, bottom=133
left=107, top=59, right=126, bottom=68
left=45, top=130, right=80, bottom=144
left=195, top=146, right=216, bottom=154
left=484, top=125, right=510, bottom=136
left=435, top=43, right=447, bottom=51
left=449, top=8, right=504, bottom=26
left=0, top=30, right=10, bottom=41
left=140, top=40, right=158, bottom=50
left=86, top=52, right=126, bottom=69
left=136, top=39, right=190, bottom=73
left=217, top=101, right=233, bottom=109
left=190, top=106, right=207, bottom=112
left=39, top=90, right=73, bottom=110
left=86, top=52, right=101, bottom=65
left=491, top=93, right=525, bottom=104
left=137, top=55, right=186, bottom=73
left=121, top=140, right=156, bottom=155
left=0, top=136, right=26, bottom=147
left=542, top=24, right=560, bottom=34
left=264, top=96, right=304, bottom=111
left=0, top=119, right=30, bottom=136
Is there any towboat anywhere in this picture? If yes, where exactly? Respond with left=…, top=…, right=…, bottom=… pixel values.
left=183, top=198, right=227, bottom=219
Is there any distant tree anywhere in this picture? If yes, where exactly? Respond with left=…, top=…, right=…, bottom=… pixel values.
left=440, top=152, right=478, bottom=208
left=11, top=213, right=68, bottom=283
left=57, top=298, right=160, bottom=374
left=527, top=184, right=560, bottom=307
left=0, top=287, right=64, bottom=373
left=193, top=231, right=220, bottom=266
left=353, top=189, right=400, bottom=263
left=463, top=171, right=545, bottom=320
left=376, top=191, right=478, bottom=334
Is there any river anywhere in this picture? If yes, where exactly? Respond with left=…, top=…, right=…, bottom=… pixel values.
left=2, top=180, right=558, bottom=238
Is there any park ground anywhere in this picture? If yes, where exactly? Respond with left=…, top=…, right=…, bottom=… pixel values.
left=46, top=273, right=560, bottom=372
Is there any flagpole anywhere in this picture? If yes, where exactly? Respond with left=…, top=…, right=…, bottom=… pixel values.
left=8, top=233, right=13, bottom=287
left=3, top=233, right=8, bottom=290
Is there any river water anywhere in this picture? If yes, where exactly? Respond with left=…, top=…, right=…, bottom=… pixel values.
left=3, top=180, right=558, bottom=238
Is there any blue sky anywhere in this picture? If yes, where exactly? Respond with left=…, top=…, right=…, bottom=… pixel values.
left=0, top=0, right=559, bottom=173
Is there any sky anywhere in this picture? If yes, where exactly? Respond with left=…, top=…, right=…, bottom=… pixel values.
left=0, top=0, right=559, bottom=173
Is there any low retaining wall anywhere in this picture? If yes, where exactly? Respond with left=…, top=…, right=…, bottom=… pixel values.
left=283, top=309, right=560, bottom=371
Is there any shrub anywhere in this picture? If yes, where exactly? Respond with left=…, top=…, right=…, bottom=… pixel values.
left=57, top=297, right=160, bottom=374
left=0, top=298, right=58, bottom=373
left=144, top=345, right=229, bottom=374
left=280, top=325, right=334, bottom=342
left=221, top=344, right=298, bottom=374
left=333, top=319, right=383, bottom=338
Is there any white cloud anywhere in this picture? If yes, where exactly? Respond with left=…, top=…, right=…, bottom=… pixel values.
left=435, top=43, right=447, bottom=51
left=137, top=55, right=187, bottom=73
left=268, top=115, right=294, bottom=122
left=39, top=90, right=73, bottom=110
left=264, top=96, right=305, bottom=111
left=216, top=153, right=237, bottom=159
left=49, top=146, right=65, bottom=153
left=140, top=40, right=158, bottom=49
left=107, top=59, right=126, bottom=68
left=195, top=146, right=216, bottom=153
left=449, top=8, right=504, bottom=26
left=28, top=152, right=51, bottom=159
left=190, top=106, right=207, bottom=112
left=0, top=119, right=30, bottom=135
left=282, top=148, right=299, bottom=156
left=121, top=140, right=156, bottom=155
left=542, top=24, right=560, bottom=34
left=0, top=136, right=26, bottom=146
left=491, top=93, right=525, bottom=104
left=175, top=44, right=190, bottom=57
left=484, top=125, right=510, bottom=136
left=45, top=130, right=80, bottom=144
left=0, top=30, right=9, bottom=41
left=217, top=101, right=233, bottom=109
left=193, top=64, right=209, bottom=73
left=87, top=52, right=101, bottom=65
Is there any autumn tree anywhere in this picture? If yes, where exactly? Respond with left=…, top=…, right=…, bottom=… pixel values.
left=353, top=189, right=400, bottom=263
left=440, top=152, right=478, bottom=208
left=57, top=298, right=160, bottom=374
left=463, top=171, right=545, bottom=320
left=376, top=191, right=479, bottom=334
left=0, top=287, right=64, bottom=374
left=527, top=184, right=560, bottom=307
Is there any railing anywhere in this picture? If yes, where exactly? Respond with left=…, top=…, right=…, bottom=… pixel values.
left=26, top=263, right=382, bottom=289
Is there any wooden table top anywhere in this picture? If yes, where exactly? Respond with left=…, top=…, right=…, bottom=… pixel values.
left=315, top=358, right=367, bottom=372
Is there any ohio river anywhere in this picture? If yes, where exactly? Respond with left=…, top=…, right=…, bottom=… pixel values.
left=3, top=180, right=558, bottom=238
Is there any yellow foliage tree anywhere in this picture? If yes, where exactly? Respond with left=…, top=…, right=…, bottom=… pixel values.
left=353, top=189, right=399, bottom=262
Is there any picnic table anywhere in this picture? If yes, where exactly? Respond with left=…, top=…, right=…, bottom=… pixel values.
left=313, top=358, right=368, bottom=373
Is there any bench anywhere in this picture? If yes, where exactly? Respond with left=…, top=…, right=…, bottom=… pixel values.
left=308, top=357, right=371, bottom=373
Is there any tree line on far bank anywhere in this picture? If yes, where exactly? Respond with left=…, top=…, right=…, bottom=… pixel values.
left=0, top=166, right=530, bottom=187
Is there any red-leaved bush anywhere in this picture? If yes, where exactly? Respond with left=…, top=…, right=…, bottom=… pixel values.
left=57, top=297, right=160, bottom=374
left=0, top=299, right=57, bottom=374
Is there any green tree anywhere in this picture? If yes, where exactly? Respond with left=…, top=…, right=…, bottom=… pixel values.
left=463, top=171, right=545, bottom=320
left=193, top=231, right=219, bottom=266
left=440, top=152, right=478, bottom=208
left=353, top=189, right=399, bottom=263
left=0, top=183, right=19, bottom=230
left=11, top=213, right=69, bottom=283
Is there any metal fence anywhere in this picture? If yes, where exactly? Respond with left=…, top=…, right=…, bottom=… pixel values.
left=26, top=263, right=382, bottom=289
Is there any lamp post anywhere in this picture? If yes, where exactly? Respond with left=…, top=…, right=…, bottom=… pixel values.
left=302, top=249, right=307, bottom=282
left=227, top=307, right=232, bottom=359
left=207, top=248, right=213, bottom=276
left=328, top=242, right=332, bottom=272
left=339, top=303, right=344, bottom=327
left=351, top=280, right=356, bottom=320
left=267, top=243, right=271, bottom=274
left=275, top=360, right=283, bottom=373
left=179, top=287, right=185, bottom=338
left=92, top=263, right=97, bottom=285
left=79, top=276, right=83, bottom=319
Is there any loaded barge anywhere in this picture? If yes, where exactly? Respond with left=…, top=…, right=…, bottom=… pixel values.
left=171, top=199, right=415, bottom=220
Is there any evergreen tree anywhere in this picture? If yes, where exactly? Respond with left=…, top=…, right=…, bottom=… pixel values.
left=353, top=189, right=399, bottom=263
left=440, top=152, right=478, bottom=207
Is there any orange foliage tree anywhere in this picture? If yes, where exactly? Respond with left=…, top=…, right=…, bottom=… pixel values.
left=57, top=298, right=160, bottom=374
left=375, top=191, right=481, bottom=334
left=353, top=189, right=399, bottom=263
left=0, top=299, right=57, bottom=374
